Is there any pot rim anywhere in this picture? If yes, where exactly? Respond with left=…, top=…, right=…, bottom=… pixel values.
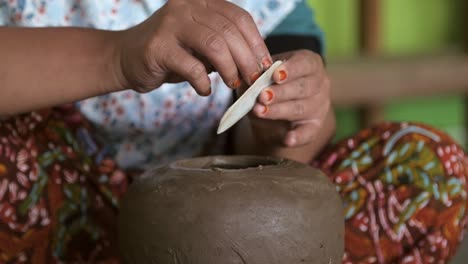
left=168, top=155, right=293, bottom=172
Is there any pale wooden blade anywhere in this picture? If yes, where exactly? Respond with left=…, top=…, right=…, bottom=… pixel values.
left=217, top=61, right=283, bottom=134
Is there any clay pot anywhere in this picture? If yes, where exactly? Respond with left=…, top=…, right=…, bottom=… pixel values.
left=118, top=156, right=344, bottom=263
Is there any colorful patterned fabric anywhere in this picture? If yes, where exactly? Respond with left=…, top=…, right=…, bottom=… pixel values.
left=0, top=108, right=466, bottom=263
left=0, top=0, right=305, bottom=170
left=0, top=106, right=128, bottom=263
left=314, top=123, right=468, bottom=263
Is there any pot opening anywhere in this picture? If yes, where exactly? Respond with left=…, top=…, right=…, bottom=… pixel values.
left=205, top=158, right=279, bottom=170
left=173, top=156, right=283, bottom=171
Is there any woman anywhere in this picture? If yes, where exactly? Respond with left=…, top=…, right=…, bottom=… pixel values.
left=0, top=0, right=466, bottom=263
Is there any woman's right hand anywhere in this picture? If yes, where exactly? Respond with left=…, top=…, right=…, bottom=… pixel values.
left=116, top=0, right=272, bottom=96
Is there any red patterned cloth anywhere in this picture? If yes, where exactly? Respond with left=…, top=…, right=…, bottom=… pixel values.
left=314, top=123, right=468, bottom=263
left=0, top=108, right=466, bottom=263
left=0, top=107, right=127, bottom=263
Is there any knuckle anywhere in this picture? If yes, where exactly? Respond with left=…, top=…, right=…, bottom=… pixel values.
left=220, top=21, right=237, bottom=38
left=251, top=40, right=266, bottom=55
left=300, top=50, right=322, bottom=72
left=294, top=49, right=312, bottom=62
left=235, top=11, right=254, bottom=27
left=295, top=102, right=306, bottom=117
left=205, top=33, right=225, bottom=52
left=274, top=87, right=284, bottom=100
left=298, top=49, right=312, bottom=56
left=299, top=77, right=309, bottom=96
left=268, top=105, right=279, bottom=119
left=188, top=62, right=205, bottom=80
left=301, top=49, right=319, bottom=60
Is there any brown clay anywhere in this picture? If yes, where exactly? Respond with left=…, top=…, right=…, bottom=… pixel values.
left=118, top=156, right=344, bottom=263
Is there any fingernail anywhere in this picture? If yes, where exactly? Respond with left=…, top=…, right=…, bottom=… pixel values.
left=278, top=70, right=288, bottom=82
left=254, top=104, right=268, bottom=115
left=197, top=87, right=211, bottom=96
left=286, top=134, right=297, bottom=146
left=262, top=89, right=274, bottom=104
left=262, top=57, right=272, bottom=69
left=250, top=72, right=261, bottom=83
left=233, top=79, right=242, bottom=89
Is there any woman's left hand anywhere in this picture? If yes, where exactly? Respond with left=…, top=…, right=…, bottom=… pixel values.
left=243, top=49, right=332, bottom=148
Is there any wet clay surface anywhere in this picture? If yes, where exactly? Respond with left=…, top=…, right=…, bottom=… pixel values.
left=118, top=156, right=344, bottom=263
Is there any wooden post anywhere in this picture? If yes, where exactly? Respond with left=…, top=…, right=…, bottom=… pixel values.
left=465, top=0, right=468, bottom=52
left=358, top=0, right=384, bottom=127
left=359, top=0, right=380, bottom=55
left=464, top=0, right=468, bottom=147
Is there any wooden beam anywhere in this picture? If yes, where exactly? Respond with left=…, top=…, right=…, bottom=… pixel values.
left=329, top=54, right=468, bottom=106
left=358, top=0, right=383, bottom=126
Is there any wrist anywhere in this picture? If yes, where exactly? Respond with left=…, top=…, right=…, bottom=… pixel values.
left=103, top=29, right=129, bottom=93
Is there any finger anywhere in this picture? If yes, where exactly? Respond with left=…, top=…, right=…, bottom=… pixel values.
left=257, top=76, right=321, bottom=105
left=162, top=46, right=211, bottom=96
left=249, top=117, right=290, bottom=145
left=178, top=23, right=241, bottom=89
left=271, top=50, right=324, bottom=84
left=193, top=8, right=262, bottom=85
left=194, top=54, right=216, bottom=74
left=252, top=99, right=313, bottom=121
left=284, top=121, right=321, bottom=147
left=208, top=0, right=272, bottom=69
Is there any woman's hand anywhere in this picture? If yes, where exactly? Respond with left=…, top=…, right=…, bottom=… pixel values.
left=239, top=49, right=334, bottom=158
left=116, top=0, right=272, bottom=95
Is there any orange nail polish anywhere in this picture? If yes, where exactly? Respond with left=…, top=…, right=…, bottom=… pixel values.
left=233, top=79, right=242, bottom=89
left=279, top=70, right=287, bottom=82
left=262, top=105, right=269, bottom=114
left=262, top=57, right=272, bottom=69
left=250, top=72, right=261, bottom=83
left=264, top=89, right=274, bottom=103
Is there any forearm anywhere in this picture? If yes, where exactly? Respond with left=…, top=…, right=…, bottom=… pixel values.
left=0, top=27, right=124, bottom=115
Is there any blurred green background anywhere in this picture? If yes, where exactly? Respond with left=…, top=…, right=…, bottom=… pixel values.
left=306, top=0, right=466, bottom=145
